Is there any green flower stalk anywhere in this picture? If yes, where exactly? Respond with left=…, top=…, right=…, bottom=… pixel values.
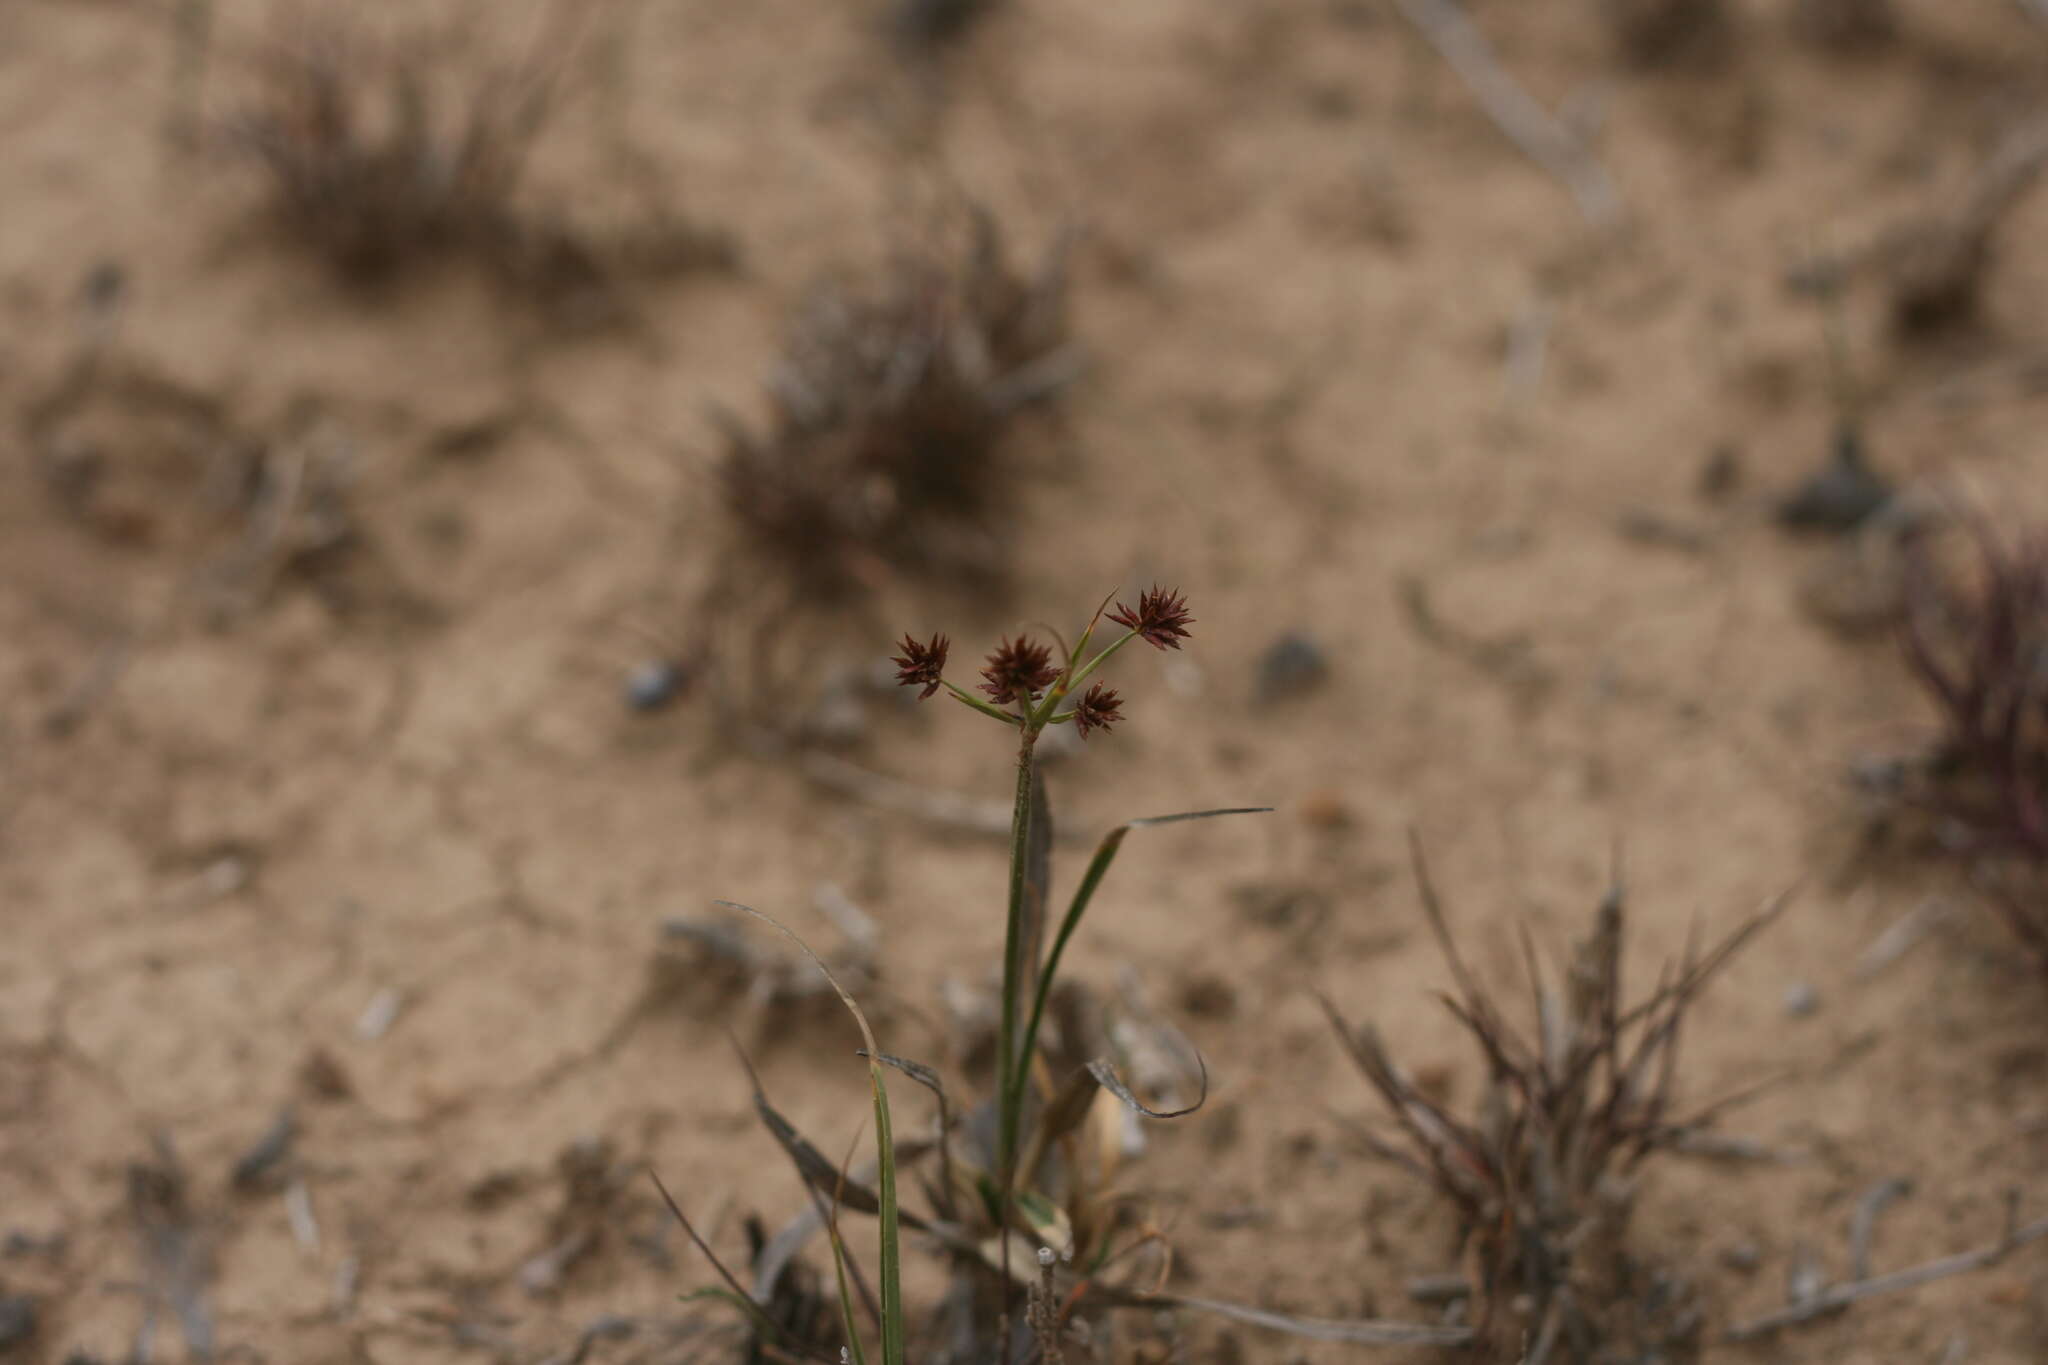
left=894, top=587, right=1199, bottom=1227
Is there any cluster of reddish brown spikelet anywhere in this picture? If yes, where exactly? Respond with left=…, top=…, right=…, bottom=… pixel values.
left=978, top=636, right=1058, bottom=705
left=1109, top=585, right=1194, bottom=652
left=1899, top=519, right=2048, bottom=971
left=1323, top=845, right=1785, bottom=1361
left=1071, top=683, right=1121, bottom=739
left=891, top=632, right=949, bottom=699
left=893, top=587, right=1194, bottom=741
left=718, top=210, right=1071, bottom=593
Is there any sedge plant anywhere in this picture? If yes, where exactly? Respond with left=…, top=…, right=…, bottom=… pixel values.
left=656, top=586, right=1267, bottom=1363
left=885, top=586, right=1267, bottom=1351
left=890, top=587, right=1209, bottom=1206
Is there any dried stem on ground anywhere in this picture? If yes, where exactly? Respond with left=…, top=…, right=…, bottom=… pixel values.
left=1724, top=1192, right=2048, bottom=1343
left=1391, top=0, right=1624, bottom=228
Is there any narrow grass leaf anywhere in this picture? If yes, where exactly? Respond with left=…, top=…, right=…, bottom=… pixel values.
left=1006, top=806, right=1269, bottom=1153
left=716, top=901, right=905, bottom=1365
left=1086, top=1052, right=1208, bottom=1120
left=860, top=1049, right=960, bottom=1222
left=1020, top=767, right=1054, bottom=1008
left=827, top=1131, right=872, bottom=1365
left=648, top=1169, right=802, bottom=1353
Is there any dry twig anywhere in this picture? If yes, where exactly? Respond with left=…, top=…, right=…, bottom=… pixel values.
left=1725, top=1195, right=2048, bottom=1342
left=800, top=751, right=1016, bottom=838
left=1390, top=0, right=1624, bottom=227
left=1847, top=1176, right=1914, bottom=1280
left=1853, top=901, right=1948, bottom=980
left=128, top=1138, right=215, bottom=1361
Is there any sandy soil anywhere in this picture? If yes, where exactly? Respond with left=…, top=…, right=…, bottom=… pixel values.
left=4, top=0, right=2048, bottom=1361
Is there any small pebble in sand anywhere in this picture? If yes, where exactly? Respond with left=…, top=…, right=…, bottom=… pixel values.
left=1719, top=1242, right=1762, bottom=1274
left=623, top=660, right=686, bottom=712
left=1783, top=982, right=1820, bottom=1018
left=1777, top=425, right=1892, bottom=533
left=1255, top=632, right=1331, bottom=703
left=1178, top=973, right=1237, bottom=1020
left=355, top=987, right=405, bottom=1042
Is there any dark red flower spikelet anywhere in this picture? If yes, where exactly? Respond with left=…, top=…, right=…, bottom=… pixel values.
left=1072, top=682, right=1122, bottom=740
left=891, top=632, right=949, bottom=699
left=1108, top=585, right=1194, bottom=651
left=979, top=635, right=1058, bottom=705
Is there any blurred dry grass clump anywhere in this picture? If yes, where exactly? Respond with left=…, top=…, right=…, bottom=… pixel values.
left=715, top=208, right=1076, bottom=596
left=1601, top=0, right=1735, bottom=68
left=224, top=10, right=730, bottom=312
left=1791, top=0, right=1898, bottom=52
left=890, top=0, right=1001, bottom=46
left=227, top=16, right=551, bottom=280
left=1900, top=517, right=2048, bottom=973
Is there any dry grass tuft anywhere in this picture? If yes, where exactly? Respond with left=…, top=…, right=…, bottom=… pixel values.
left=1323, top=843, right=1785, bottom=1363
left=224, top=11, right=730, bottom=312
left=714, top=208, right=1076, bottom=597
left=1899, top=516, right=2048, bottom=972
left=226, top=17, right=552, bottom=281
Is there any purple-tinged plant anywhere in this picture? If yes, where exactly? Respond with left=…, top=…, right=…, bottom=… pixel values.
left=1899, top=517, right=2048, bottom=973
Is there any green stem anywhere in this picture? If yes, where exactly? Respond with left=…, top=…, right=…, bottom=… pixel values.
left=994, top=725, right=1039, bottom=1202
left=945, top=680, right=1025, bottom=726
left=1036, top=628, right=1141, bottom=725
left=1004, top=825, right=1130, bottom=1147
